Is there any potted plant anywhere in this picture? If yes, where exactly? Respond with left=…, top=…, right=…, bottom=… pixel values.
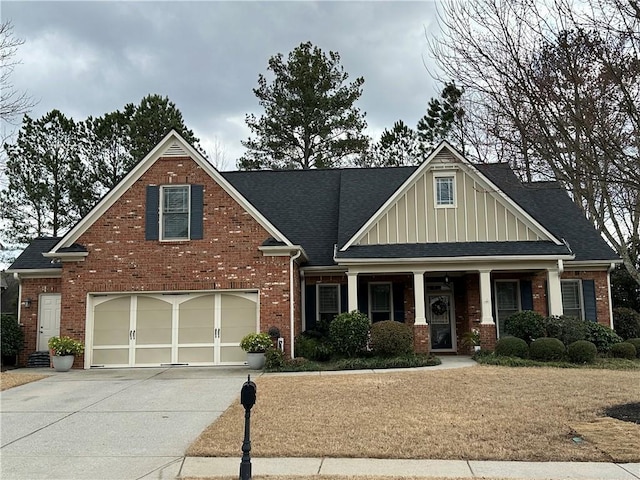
left=460, top=328, right=481, bottom=352
left=240, top=332, right=273, bottom=369
left=48, top=336, right=84, bottom=372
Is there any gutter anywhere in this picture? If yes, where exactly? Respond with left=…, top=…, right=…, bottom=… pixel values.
left=290, top=249, right=303, bottom=359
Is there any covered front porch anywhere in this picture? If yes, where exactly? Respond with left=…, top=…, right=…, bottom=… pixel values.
left=303, top=259, right=567, bottom=354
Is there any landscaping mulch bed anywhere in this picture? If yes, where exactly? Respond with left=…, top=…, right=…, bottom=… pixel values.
left=604, top=402, right=640, bottom=424
left=0, top=372, right=48, bottom=391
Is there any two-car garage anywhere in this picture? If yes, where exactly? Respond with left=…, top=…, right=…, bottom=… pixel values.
left=87, top=291, right=258, bottom=368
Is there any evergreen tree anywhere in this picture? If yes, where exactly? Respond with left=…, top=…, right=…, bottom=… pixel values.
left=416, top=82, right=465, bottom=154
left=239, top=41, right=369, bottom=170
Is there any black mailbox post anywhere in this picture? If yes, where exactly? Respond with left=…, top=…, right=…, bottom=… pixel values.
left=240, top=375, right=256, bottom=480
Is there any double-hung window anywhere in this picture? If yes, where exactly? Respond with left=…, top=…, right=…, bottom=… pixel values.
left=317, top=284, right=340, bottom=324
left=435, top=174, right=456, bottom=207
left=561, top=280, right=583, bottom=319
left=369, top=282, right=392, bottom=322
left=495, top=280, right=520, bottom=338
left=162, top=186, right=190, bottom=240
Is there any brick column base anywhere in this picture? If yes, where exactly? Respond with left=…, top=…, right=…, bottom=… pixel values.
left=479, top=324, right=497, bottom=351
left=413, top=324, right=430, bottom=354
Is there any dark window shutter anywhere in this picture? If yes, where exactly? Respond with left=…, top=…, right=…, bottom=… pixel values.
left=393, top=282, right=405, bottom=322
left=357, top=280, right=368, bottom=314
left=582, top=279, right=597, bottom=322
left=145, top=186, right=159, bottom=241
left=520, top=280, right=533, bottom=311
left=190, top=185, right=204, bottom=240
left=305, top=284, right=317, bottom=331
left=340, top=284, right=348, bottom=313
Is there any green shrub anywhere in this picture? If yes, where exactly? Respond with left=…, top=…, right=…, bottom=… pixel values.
left=543, top=315, right=587, bottom=345
left=264, top=347, right=286, bottom=369
left=1, top=314, right=24, bottom=357
left=624, top=338, right=640, bottom=358
left=611, top=342, right=637, bottom=359
left=584, top=322, right=623, bottom=353
left=567, top=340, right=597, bottom=364
left=369, top=320, right=413, bottom=357
left=495, top=336, right=529, bottom=358
left=529, top=337, right=565, bottom=361
left=329, top=311, right=371, bottom=358
left=294, top=333, right=332, bottom=361
left=613, top=308, right=640, bottom=340
left=504, top=310, right=545, bottom=344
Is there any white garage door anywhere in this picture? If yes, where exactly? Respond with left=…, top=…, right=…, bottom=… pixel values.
left=89, top=291, right=258, bottom=368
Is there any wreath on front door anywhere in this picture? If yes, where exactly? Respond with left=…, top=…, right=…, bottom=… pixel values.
left=431, top=298, right=448, bottom=316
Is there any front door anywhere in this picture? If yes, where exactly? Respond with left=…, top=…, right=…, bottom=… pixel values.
left=427, top=293, right=455, bottom=351
left=38, top=294, right=61, bottom=351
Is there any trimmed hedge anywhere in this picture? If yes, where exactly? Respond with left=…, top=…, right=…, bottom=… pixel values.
left=1, top=314, right=24, bottom=357
left=369, top=320, right=414, bottom=357
left=624, top=338, right=640, bottom=358
left=543, top=315, right=586, bottom=345
left=329, top=311, right=371, bottom=358
left=611, top=342, right=637, bottom=360
left=584, top=322, right=623, bottom=353
left=495, top=336, right=529, bottom=358
left=567, top=340, right=597, bottom=364
left=530, top=337, right=565, bottom=361
left=613, top=308, right=640, bottom=340
left=504, top=311, right=545, bottom=344
left=294, top=334, right=332, bottom=361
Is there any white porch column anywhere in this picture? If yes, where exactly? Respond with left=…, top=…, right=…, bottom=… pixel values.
left=413, top=271, right=427, bottom=325
left=547, top=268, right=564, bottom=316
left=479, top=269, right=494, bottom=325
left=347, top=271, right=358, bottom=312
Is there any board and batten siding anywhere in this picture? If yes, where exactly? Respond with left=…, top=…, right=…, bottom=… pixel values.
left=357, top=155, right=544, bottom=245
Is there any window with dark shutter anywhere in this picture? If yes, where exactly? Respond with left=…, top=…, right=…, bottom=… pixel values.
left=146, top=184, right=204, bottom=241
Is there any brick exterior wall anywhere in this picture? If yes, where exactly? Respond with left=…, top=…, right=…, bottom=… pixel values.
left=20, top=156, right=298, bottom=367
left=562, top=270, right=612, bottom=327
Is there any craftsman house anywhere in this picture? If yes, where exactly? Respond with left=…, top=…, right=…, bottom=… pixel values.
left=8, top=131, right=619, bottom=368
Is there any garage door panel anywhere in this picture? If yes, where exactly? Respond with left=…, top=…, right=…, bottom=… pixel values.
left=93, top=297, right=130, bottom=346
left=178, top=347, right=214, bottom=364
left=135, top=347, right=172, bottom=365
left=220, top=346, right=247, bottom=363
left=179, top=296, right=215, bottom=344
left=136, top=297, right=172, bottom=345
left=93, top=348, right=129, bottom=366
left=220, top=294, right=257, bottom=343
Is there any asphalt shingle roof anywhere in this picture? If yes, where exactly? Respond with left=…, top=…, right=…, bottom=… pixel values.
left=10, top=161, right=619, bottom=271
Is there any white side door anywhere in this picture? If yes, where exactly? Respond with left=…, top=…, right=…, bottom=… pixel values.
left=38, top=294, right=61, bottom=351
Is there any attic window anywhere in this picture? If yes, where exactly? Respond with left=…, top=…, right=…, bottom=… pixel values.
left=435, top=174, right=456, bottom=207
left=161, top=185, right=190, bottom=240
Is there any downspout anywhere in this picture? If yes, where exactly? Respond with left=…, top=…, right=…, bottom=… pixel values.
left=607, top=262, right=616, bottom=329
left=14, top=273, right=22, bottom=326
left=290, top=249, right=302, bottom=359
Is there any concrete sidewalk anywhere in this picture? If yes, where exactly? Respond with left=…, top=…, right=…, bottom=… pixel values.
left=180, top=456, right=640, bottom=479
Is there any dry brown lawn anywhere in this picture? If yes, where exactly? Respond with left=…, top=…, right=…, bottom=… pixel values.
left=184, top=477, right=524, bottom=480
left=0, top=372, right=48, bottom=391
left=188, top=366, right=640, bottom=462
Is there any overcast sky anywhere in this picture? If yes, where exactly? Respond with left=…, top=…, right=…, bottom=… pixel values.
left=4, top=1, right=443, bottom=170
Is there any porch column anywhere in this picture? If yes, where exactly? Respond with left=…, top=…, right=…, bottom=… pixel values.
left=547, top=268, right=564, bottom=316
left=479, top=269, right=494, bottom=324
left=413, top=271, right=427, bottom=325
left=347, top=271, right=358, bottom=312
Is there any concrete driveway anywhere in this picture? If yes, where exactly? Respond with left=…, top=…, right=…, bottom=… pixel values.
left=0, top=366, right=252, bottom=480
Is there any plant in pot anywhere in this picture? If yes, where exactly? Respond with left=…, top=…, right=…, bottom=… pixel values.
left=48, top=336, right=84, bottom=372
left=460, top=328, right=481, bottom=353
left=240, top=332, right=272, bottom=370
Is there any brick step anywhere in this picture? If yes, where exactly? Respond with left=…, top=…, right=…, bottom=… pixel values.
left=27, top=351, right=50, bottom=368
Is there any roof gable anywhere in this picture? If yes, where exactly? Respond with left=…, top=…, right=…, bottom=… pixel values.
left=341, top=142, right=562, bottom=251
left=49, top=131, right=294, bottom=253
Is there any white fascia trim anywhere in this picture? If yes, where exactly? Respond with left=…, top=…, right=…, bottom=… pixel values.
left=50, top=131, right=294, bottom=253
left=301, top=266, right=348, bottom=274
left=6, top=269, right=62, bottom=278
left=258, top=245, right=308, bottom=261
left=341, top=140, right=563, bottom=250
left=336, top=254, right=575, bottom=265
left=42, top=252, right=88, bottom=262
left=564, top=259, right=622, bottom=270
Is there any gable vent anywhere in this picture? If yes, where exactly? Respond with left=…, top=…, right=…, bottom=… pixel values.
left=163, top=142, right=188, bottom=157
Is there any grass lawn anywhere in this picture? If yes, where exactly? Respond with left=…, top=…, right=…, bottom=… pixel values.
left=188, top=365, right=639, bottom=462
left=0, top=372, right=48, bottom=391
